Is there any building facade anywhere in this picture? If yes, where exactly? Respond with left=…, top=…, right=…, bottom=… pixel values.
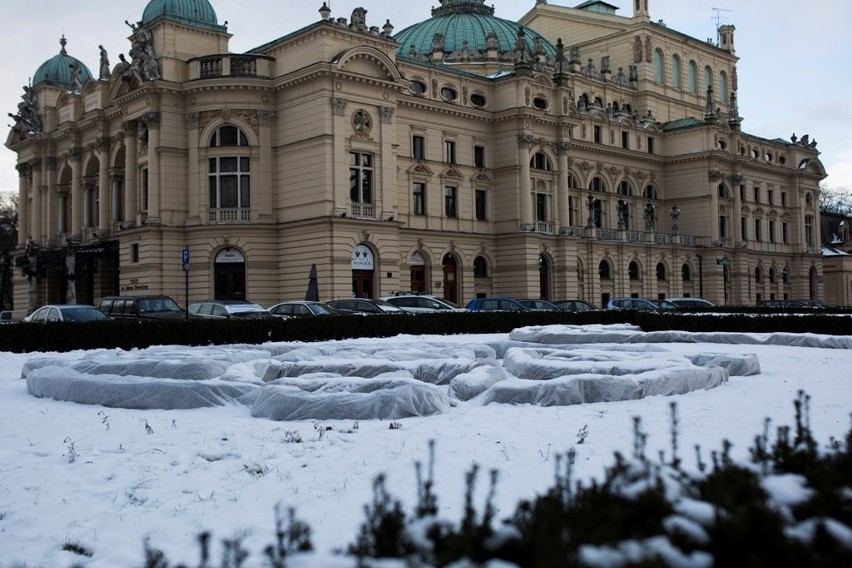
left=6, top=0, right=830, bottom=316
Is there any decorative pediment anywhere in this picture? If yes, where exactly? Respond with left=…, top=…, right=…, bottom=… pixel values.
left=472, top=172, right=493, bottom=184
left=333, top=46, right=403, bottom=82
left=441, top=166, right=464, bottom=180
left=409, top=162, right=434, bottom=176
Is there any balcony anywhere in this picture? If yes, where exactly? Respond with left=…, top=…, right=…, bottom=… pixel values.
left=190, top=55, right=273, bottom=80
left=350, top=203, right=375, bottom=218
left=534, top=221, right=555, bottom=234
left=208, top=208, right=251, bottom=224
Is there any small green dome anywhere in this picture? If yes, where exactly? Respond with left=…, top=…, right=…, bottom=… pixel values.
left=395, top=0, right=556, bottom=60
left=142, top=0, right=222, bottom=29
left=32, top=37, right=93, bottom=90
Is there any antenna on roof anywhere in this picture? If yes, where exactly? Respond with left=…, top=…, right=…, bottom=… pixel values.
left=711, top=7, right=733, bottom=46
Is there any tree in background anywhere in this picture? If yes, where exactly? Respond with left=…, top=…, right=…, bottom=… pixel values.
left=0, top=192, right=18, bottom=310
left=819, top=185, right=852, bottom=216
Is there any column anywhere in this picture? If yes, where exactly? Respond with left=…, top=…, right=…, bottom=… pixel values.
left=97, top=136, right=111, bottom=233
left=185, top=113, right=200, bottom=223
left=16, top=163, right=29, bottom=246
left=379, top=106, right=396, bottom=219
left=123, top=121, right=138, bottom=226
left=110, top=173, right=121, bottom=223
left=30, top=159, right=43, bottom=244
left=144, top=112, right=161, bottom=224
left=557, top=140, right=570, bottom=231
left=45, top=158, right=58, bottom=243
left=518, top=134, right=533, bottom=231
left=70, top=147, right=83, bottom=240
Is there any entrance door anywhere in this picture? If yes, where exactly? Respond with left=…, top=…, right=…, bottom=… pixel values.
left=442, top=254, right=458, bottom=304
left=352, top=271, right=373, bottom=298
left=214, top=248, right=246, bottom=300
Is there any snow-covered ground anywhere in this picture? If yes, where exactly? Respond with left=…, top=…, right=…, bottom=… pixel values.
left=0, top=324, right=850, bottom=567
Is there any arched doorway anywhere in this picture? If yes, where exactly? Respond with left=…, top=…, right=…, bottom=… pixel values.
left=352, top=244, right=374, bottom=298
left=442, top=253, right=459, bottom=304
left=538, top=254, right=551, bottom=300
left=214, top=248, right=246, bottom=300
left=409, top=251, right=427, bottom=293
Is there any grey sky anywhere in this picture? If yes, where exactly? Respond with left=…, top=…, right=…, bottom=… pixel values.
left=2, top=0, right=850, bottom=195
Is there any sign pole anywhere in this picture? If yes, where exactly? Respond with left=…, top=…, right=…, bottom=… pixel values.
left=182, top=247, right=190, bottom=320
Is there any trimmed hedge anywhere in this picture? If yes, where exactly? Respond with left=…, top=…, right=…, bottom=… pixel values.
left=1, top=308, right=851, bottom=353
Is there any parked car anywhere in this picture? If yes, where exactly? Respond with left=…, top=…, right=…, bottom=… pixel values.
left=98, top=295, right=184, bottom=321
left=380, top=293, right=466, bottom=313
left=667, top=297, right=715, bottom=308
left=24, top=304, right=111, bottom=323
left=188, top=300, right=271, bottom=319
left=268, top=301, right=339, bottom=317
left=647, top=299, right=678, bottom=310
left=607, top=298, right=662, bottom=310
left=327, top=298, right=406, bottom=315
left=516, top=299, right=560, bottom=311
left=0, top=310, right=13, bottom=324
left=554, top=299, right=598, bottom=311
left=465, top=297, right=529, bottom=312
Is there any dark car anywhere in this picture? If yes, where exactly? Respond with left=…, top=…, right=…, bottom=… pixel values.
left=667, top=297, right=715, bottom=308
left=517, top=299, right=560, bottom=311
left=188, top=300, right=271, bottom=319
left=268, top=301, right=339, bottom=317
left=98, top=295, right=184, bottom=321
left=0, top=310, right=13, bottom=324
left=554, top=299, right=598, bottom=311
left=465, top=297, right=528, bottom=312
left=24, top=304, right=111, bottom=323
left=327, top=298, right=406, bottom=315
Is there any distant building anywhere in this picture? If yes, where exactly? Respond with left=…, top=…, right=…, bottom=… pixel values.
left=6, top=0, right=832, bottom=317
left=820, top=210, right=852, bottom=306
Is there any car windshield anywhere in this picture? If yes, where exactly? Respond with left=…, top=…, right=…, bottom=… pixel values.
left=62, top=308, right=109, bottom=322
left=309, top=303, right=336, bottom=315
left=137, top=298, right=180, bottom=313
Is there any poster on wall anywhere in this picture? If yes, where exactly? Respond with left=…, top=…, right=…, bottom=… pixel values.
left=352, top=244, right=374, bottom=270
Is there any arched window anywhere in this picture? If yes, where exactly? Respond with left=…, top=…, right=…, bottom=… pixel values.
left=531, top=152, right=553, bottom=171
left=719, top=71, right=728, bottom=102
left=643, top=185, right=658, bottom=200
left=671, top=54, right=682, bottom=89
left=473, top=256, right=488, bottom=278
left=208, top=125, right=251, bottom=214
left=618, top=181, right=634, bottom=196
left=704, top=66, right=713, bottom=94
left=769, top=267, right=777, bottom=283
left=653, top=49, right=664, bottom=83
left=599, top=260, right=612, bottom=280
left=782, top=268, right=789, bottom=284
left=688, top=61, right=698, bottom=94
left=629, top=261, right=641, bottom=281
left=718, top=184, right=730, bottom=198
left=656, top=262, right=667, bottom=281
left=682, top=264, right=692, bottom=281
left=590, top=176, right=607, bottom=192
left=755, top=267, right=763, bottom=283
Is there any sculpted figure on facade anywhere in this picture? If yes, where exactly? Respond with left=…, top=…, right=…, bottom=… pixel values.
left=350, top=8, right=368, bottom=33
left=69, top=61, right=83, bottom=93
left=126, top=20, right=160, bottom=81
left=99, top=45, right=110, bottom=80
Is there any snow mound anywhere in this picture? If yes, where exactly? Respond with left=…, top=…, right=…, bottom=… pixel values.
left=21, top=325, right=781, bottom=418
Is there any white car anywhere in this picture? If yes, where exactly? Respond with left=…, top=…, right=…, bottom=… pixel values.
left=380, top=294, right=467, bottom=313
left=667, top=297, right=715, bottom=308
left=24, top=304, right=111, bottom=323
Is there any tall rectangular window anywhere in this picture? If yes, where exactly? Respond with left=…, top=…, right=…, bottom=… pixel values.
left=536, top=193, right=548, bottom=221
left=131, top=243, right=139, bottom=263
left=740, top=185, right=746, bottom=201
left=741, top=217, right=748, bottom=240
left=768, top=189, right=774, bottom=205
left=769, top=220, right=776, bottom=243
left=412, top=135, right=425, bottom=160
left=805, top=216, right=814, bottom=246
left=474, top=145, right=485, bottom=168
left=781, top=192, right=787, bottom=207
left=349, top=152, right=373, bottom=204
left=647, top=137, right=655, bottom=154
left=413, top=182, right=426, bottom=215
left=209, top=156, right=251, bottom=209
left=754, top=186, right=760, bottom=203
left=621, top=131, right=629, bottom=149
left=444, top=140, right=456, bottom=164
left=475, top=189, right=487, bottom=220
left=593, top=125, right=602, bottom=144
left=142, top=168, right=149, bottom=211
left=754, top=219, right=762, bottom=241
left=444, top=186, right=457, bottom=218
left=719, top=215, right=728, bottom=238
left=782, top=222, right=789, bottom=244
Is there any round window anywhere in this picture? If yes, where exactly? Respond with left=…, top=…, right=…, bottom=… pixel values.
left=533, top=97, right=548, bottom=110
left=470, top=93, right=487, bottom=107
left=441, top=87, right=457, bottom=102
left=409, top=81, right=426, bottom=96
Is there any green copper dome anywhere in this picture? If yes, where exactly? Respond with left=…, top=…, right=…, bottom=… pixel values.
left=395, top=0, right=556, bottom=60
left=142, top=0, right=223, bottom=29
left=32, top=37, right=93, bottom=90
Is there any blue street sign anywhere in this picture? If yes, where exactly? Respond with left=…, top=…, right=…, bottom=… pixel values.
left=182, top=247, right=190, bottom=267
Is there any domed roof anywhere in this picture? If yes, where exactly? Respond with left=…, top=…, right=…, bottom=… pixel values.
left=142, top=0, right=222, bottom=29
left=32, top=37, right=93, bottom=90
left=395, top=0, right=556, bottom=60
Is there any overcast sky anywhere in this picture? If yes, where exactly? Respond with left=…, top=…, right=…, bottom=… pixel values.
left=1, top=0, right=850, bottom=196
